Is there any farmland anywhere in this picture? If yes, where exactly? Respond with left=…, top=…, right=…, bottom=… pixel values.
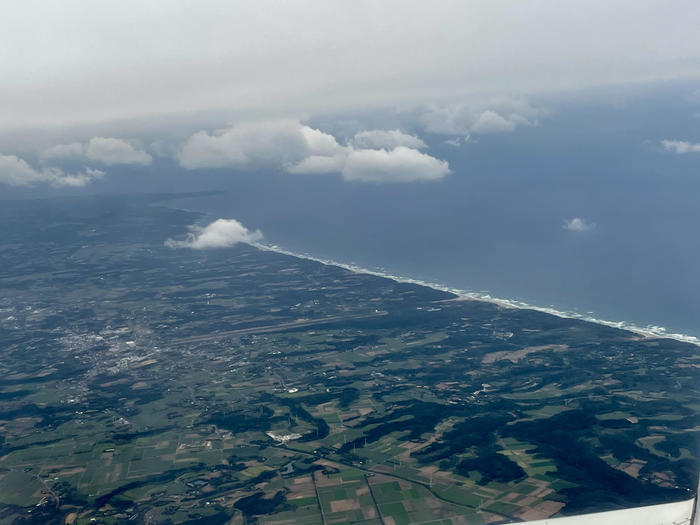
left=0, top=196, right=697, bottom=524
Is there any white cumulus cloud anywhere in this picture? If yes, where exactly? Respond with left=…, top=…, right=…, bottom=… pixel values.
left=39, top=142, right=85, bottom=162
left=301, top=126, right=346, bottom=157
left=470, top=110, right=518, bottom=133
left=85, top=137, right=152, bottom=165
left=52, top=167, right=105, bottom=187
left=165, top=218, right=262, bottom=249
left=286, top=154, right=348, bottom=175
left=661, top=140, right=700, bottom=154
left=177, top=120, right=313, bottom=170
left=0, top=154, right=104, bottom=187
left=352, top=130, right=426, bottom=150
left=341, top=146, right=451, bottom=183
left=563, top=217, right=595, bottom=232
left=40, top=137, right=152, bottom=165
left=177, top=120, right=448, bottom=183
left=422, top=99, right=541, bottom=137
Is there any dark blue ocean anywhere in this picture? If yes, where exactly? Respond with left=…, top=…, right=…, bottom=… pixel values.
left=156, top=87, right=700, bottom=340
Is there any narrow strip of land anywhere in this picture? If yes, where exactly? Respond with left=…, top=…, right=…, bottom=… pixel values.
left=311, top=470, right=327, bottom=525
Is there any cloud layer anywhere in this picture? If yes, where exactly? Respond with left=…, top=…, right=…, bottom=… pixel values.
left=41, top=137, right=152, bottom=165
left=0, top=154, right=104, bottom=187
left=178, top=120, right=450, bottom=183
left=662, top=140, right=700, bottom=154
left=165, top=218, right=263, bottom=249
left=2, top=1, right=699, bottom=130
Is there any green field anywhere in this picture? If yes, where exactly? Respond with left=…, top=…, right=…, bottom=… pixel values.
left=0, top=197, right=697, bottom=524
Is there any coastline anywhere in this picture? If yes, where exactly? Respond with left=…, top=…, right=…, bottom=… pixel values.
left=252, top=241, right=700, bottom=348
left=156, top=198, right=699, bottom=348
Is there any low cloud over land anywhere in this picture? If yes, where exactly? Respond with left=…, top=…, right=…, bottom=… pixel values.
left=165, top=218, right=262, bottom=249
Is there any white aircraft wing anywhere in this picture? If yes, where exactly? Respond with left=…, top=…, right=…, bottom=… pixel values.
left=508, top=497, right=695, bottom=525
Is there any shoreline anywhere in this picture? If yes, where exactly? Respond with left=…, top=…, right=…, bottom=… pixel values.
left=252, top=241, right=700, bottom=348
left=156, top=199, right=699, bottom=348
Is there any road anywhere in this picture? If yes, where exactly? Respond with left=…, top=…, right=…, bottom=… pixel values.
left=283, top=444, right=517, bottom=523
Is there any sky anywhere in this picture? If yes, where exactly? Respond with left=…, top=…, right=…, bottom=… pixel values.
left=1, top=1, right=699, bottom=336
left=1, top=1, right=699, bottom=174
left=1, top=2, right=699, bottom=132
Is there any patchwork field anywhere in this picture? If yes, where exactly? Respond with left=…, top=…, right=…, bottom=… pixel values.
left=0, top=197, right=697, bottom=524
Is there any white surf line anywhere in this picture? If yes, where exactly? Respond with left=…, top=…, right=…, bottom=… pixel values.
left=158, top=202, right=698, bottom=347
left=252, top=242, right=700, bottom=348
